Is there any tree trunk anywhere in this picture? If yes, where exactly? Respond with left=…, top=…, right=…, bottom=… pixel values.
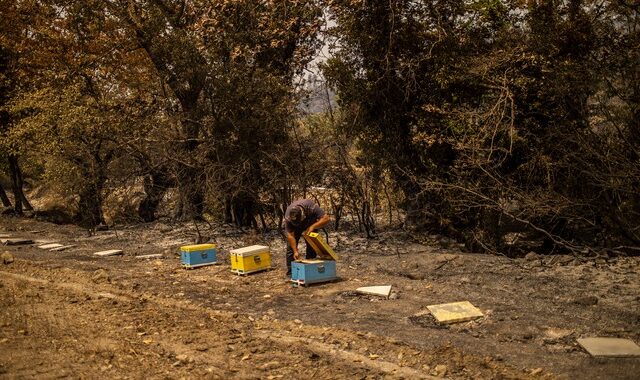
left=8, top=154, right=32, bottom=214
left=224, top=195, right=233, bottom=223
left=228, top=192, right=258, bottom=229
left=77, top=180, right=106, bottom=229
left=138, top=169, right=172, bottom=222
left=76, top=154, right=109, bottom=229
left=0, top=182, right=11, bottom=208
left=173, top=167, right=204, bottom=221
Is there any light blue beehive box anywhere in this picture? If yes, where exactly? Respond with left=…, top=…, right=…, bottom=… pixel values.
left=180, top=243, right=217, bottom=269
left=291, top=259, right=337, bottom=286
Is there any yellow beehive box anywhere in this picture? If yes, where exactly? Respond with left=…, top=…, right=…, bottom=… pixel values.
left=303, top=232, right=339, bottom=261
left=230, top=245, right=271, bottom=275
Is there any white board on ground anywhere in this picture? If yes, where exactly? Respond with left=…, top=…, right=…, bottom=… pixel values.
left=577, top=338, right=640, bottom=357
left=355, top=285, right=392, bottom=298
left=38, top=243, right=64, bottom=249
left=3, top=238, right=34, bottom=246
left=50, top=245, right=76, bottom=252
left=136, top=254, right=163, bottom=259
left=426, top=301, right=484, bottom=324
left=93, top=249, right=123, bottom=257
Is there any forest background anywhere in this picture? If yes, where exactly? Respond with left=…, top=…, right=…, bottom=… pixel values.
left=1, top=0, right=638, bottom=257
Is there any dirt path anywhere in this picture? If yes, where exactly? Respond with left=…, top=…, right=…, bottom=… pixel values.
left=1, top=217, right=639, bottom=379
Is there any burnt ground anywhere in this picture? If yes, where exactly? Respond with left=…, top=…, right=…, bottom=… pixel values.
left=0, top=216, right=638, bottom=379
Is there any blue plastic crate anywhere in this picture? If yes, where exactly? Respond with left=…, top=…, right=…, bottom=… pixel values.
left=291, top=260, right=337, bottom=286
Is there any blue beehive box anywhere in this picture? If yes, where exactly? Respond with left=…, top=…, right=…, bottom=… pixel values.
left=180, top=243, right=217, bottom=269
left=291, top=259, right=337, bottom=286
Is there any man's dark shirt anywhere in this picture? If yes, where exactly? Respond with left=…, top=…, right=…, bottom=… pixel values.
left=284, top=199, right=326, bottom=234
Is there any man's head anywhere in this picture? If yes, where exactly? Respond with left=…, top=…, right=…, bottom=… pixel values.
left=288, top=205, right=305, bottom=226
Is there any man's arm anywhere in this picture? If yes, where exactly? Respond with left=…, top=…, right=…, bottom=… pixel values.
left=287, top=231, right=300, bottom=260
left=305, top=214, right=330, bottom=235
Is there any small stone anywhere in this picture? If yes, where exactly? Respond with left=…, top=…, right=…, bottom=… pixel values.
left=389, top=292, right=399, bottom=300
left=556, top=255, right=574, bottom=265
left=573, top=296, right=598, bottom=306
left=156, top=224, right=173, bottom=233
left=525, top=252, right=539, bottom=261
left=260, top=361, right=280, bottom=370
left=293, top=319, right=302, bottom=324
left=1, top=252, right=14, bottom=265
left=530, top=368, right=543, bottom=375
left=91, top=269, right=110, bottom=284
left=434, top=364, right=447, bottom=376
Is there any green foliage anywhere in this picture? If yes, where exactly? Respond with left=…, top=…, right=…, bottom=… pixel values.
left=1, top=0, right=638, bottom=251
left=325, top=0, right=640, bottom=252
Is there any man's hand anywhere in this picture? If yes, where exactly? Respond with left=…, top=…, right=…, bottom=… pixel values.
left=287, top=232, right=299, bottom=261
left=305, top=214, right=330, bottom=235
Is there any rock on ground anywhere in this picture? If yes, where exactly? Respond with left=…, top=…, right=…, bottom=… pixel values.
left=2, top=251, right=14, bottom=265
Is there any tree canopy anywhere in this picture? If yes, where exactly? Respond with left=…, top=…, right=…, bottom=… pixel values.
left=1, top=0, right=638, bottom=255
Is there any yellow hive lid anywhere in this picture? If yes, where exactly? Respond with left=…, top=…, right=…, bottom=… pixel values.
left=230, top=245, right=269, bottom=257
left=180, top=243, right=216, bottom=252
left=303, top=232, right=339, bottom=261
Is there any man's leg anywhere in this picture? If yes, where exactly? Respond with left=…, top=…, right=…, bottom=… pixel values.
left=305, top=230, right=317, bottom=259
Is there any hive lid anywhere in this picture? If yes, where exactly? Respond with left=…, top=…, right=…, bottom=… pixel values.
left=230, top=245, right=269, bottom=256
left=426, top=301, right=484, bottom=324
left=93, top=249, right=123, bottom=257
left=356, top=285, right=392, bottom=298
left=577, top=338, right=640, bottom=357
left=180, top=243, right=216, bottom=252
left=303, top=232, right=339, bottom=261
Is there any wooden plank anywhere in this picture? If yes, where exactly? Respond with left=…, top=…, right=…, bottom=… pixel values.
left=136, top=254, right=163, bottom=259
left=38, top=243, right=64, bottom=249
left=3, top=238, right=34, bottom=246
left=426, top=301, right=484, bottom=324
left=93, top=249, right=123, bottom=257
left=50, top=245, right=76, bottom=252
left=356, top=285, right=392, bottom=298
left=577, top=338, right=640, bottom=357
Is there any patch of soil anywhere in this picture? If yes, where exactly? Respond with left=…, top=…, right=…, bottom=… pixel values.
left=1, top=215, right=639, bottom=379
